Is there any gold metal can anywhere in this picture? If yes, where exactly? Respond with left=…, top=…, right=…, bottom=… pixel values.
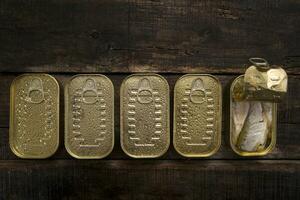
left=230, top=75, right=277, bottom=156
left=65, top=74, right=114, bottom=159
left=10, top=74, right=59, bottom=159
left=173, top=74, right=222, bottom=157
left=120, top=74, right=170, bottom=158
left=244, top=58, right=287, bottom=102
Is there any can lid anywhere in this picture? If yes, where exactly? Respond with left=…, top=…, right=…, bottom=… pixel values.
left=249, top=57, right=270, bottom=71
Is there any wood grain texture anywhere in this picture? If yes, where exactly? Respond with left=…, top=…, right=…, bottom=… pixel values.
left=0, top=160, right=299, bottom=200
left=0, top=0, right=299, bottom=199
left=0, top=0, right=299, bottom=73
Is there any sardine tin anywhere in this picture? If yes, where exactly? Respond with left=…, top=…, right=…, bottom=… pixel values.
left=65, top=74, right=114, bottom=159
left=10, top=74, right=59, bottom=158
left=173, top=74, right=222, bottom=157
left=120, top=74, right=170, bottom=158
left=230, top=75, right=277, bottom=156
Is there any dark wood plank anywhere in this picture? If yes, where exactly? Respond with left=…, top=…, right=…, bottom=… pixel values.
left=0, top=0, right=299, bottom=199
left=0, top=0, right=299, bottom=73
left=0, top=160, right=299, bottom=200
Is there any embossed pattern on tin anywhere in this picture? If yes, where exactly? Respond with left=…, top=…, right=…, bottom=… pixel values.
left=173, top=75, right=222, bottom=157
left=10, top=74, right=59, bottom=158
left=120, top=74, right=170, bottom=158
left=65, top=75, right=114, bottom=159
left=230, top=75, right=277, bottom=156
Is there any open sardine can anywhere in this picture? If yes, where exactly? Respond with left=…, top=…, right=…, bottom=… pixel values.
left=230, top=58, right=287, bottom=156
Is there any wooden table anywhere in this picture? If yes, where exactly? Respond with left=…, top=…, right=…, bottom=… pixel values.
left=0, top=1, right=299, bottom=199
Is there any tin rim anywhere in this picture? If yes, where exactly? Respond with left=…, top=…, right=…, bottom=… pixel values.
left=9, top=73, right=60, bottom=159
left=120, top=73, right=170, bottom=158
left=64, top=74, right=114, bottom=159
left=229, top=75, right=277, bottom=156
left=173, top=74, right=222, bottom=157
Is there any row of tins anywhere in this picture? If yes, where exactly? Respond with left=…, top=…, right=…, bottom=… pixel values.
left=9, top=73, right=274, bottom=159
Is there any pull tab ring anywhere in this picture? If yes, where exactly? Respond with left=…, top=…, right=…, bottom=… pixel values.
left=137, top=78, right=153, bottom=104
left=25, top=78, right=45, bottom=104
left=249, top=58, right=269, bottom=71
left=189, top=78, right=206, bottom=104
left=82, top=78, right=99, bottom=104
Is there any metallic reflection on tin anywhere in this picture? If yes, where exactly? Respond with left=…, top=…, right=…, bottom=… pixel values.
left=120, top=74, right=170, bottom=158
left=243, top=58, right=287, bottom=102
left=174, top=75, right=222, bottom=157
left=65, top=75, right=114, bottom=159
left=230, top=75, right=277, bottom=156
left=10, top=74, right=59, bottom=158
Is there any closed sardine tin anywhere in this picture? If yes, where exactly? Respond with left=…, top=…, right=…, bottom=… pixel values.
left=65, top=75, right=114, bottom=159
left=230, top=75, right=277, bottom=156
left=174, top=75, right=222, bottom=157
left=120, top=74, right=170, bottom=158
left=10, top=74, right=59, bottom=158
